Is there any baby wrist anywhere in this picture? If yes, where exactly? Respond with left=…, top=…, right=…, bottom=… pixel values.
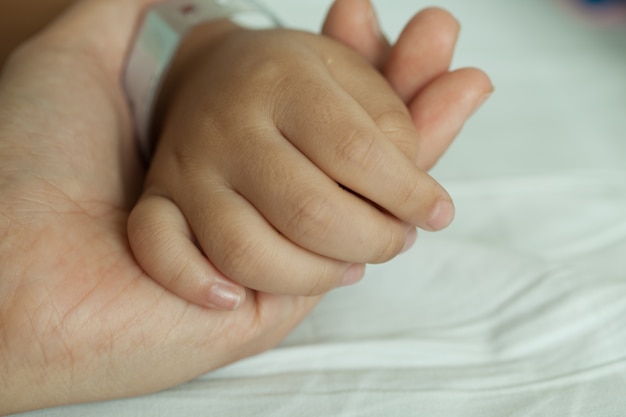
left=123, top=0, right=280, bottom=161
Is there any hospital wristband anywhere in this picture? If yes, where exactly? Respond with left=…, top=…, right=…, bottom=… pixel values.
left=123, top=0, right=280, bottom=160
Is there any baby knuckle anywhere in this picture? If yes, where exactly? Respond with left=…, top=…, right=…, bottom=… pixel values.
left=236, top=49, right=301, bottom=98
left=371, top=227, right=406, bottom=263
left=335, top=127, right=381, bottom=168
left=166, top=254, right=193, bottom=289
left=402, top=180, right=423, bottom=208
left=396, top=178, right=441, bottom=225
left=395, top=172, right=439, bottom=215
left=285, top=191, right=336, bottom=245
left=374, top=110, right=419, bottom=158
left=301, top=266, right=337, bottom=297
left=219, top=233, right=266, bottom=283
left=246, top=57, right=290, bottom=86
left=374, top=108, right=412, bottom=131
left=303, top=279, right=330, bottom=297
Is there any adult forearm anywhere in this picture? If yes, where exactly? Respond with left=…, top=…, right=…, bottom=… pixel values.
left=0, top=0, right=76, bottom=65
left=0, top=3, right=262, bottom=412
left=0, top=0, right=168, bottom=68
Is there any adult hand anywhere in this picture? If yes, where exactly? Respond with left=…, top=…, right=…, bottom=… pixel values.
left=323, top=0, right=492, bottom=168
left=0, top=1, right=320, bottom=413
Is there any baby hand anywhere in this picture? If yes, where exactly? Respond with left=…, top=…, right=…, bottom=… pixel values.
left=128, top=23, right=455, bottom=309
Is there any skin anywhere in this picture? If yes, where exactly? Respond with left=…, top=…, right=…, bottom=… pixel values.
left=0, top=0, right=74, bottom=66
left=129, top=24, right=454, bottom=307
left=0, top=0, right=491, bottom=413
left=129, top=4, right=492, bottom=309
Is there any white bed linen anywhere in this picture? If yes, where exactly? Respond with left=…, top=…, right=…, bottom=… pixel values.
left=17, top=0, right=626, bottom=416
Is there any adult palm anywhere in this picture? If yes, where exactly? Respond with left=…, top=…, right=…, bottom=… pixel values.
left=0, top=2, right=318, bottom=413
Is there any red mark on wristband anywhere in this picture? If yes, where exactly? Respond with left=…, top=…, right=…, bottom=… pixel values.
left=180, top=4, right=196, bottom=15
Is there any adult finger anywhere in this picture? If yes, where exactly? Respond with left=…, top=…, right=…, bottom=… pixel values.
left=322, top=5, right=466, bottom=169
left=409, top=67, right=493, bottom=171
left=383, top=7, right=460, bottom=103
left=321, top=0, right=391, bottom=69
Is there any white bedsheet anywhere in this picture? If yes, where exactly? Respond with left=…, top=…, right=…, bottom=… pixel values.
left=19, top=0, right=626, bottom=416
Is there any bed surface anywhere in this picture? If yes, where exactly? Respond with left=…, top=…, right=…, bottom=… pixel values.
left=21, top=0, right=626, bottom=415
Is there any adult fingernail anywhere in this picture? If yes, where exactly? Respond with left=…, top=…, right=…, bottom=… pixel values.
left=368, top=1, right=382, bottom=39
left=208, top=283, right=244, bottom=310
left=340, top=263, right=366, bottom=287
left=400, top=228, right=418, bottom=254
left=471, top=91, right=493, bottom=116
left=426, top=199, right=455, bottom=231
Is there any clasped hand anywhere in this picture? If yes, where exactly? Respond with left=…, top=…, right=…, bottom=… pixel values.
left=129, top=6, right=492, bottom=309
left=0, top=0, right=491, bottom=413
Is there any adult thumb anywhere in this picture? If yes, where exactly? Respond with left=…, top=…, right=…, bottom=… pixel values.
left=322, top=0, right=391, bottom=69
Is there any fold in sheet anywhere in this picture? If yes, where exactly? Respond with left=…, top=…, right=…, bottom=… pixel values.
left=51, top=171, right=623, bottom=417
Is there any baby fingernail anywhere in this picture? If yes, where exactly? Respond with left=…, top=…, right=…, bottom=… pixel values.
left=401, top=228, right=418, bottom=254
left=426, top=199, right=455, bottom=231
left=208, top=283, right=244, bottom=310
left=340, top=264, right=366, bottom=287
